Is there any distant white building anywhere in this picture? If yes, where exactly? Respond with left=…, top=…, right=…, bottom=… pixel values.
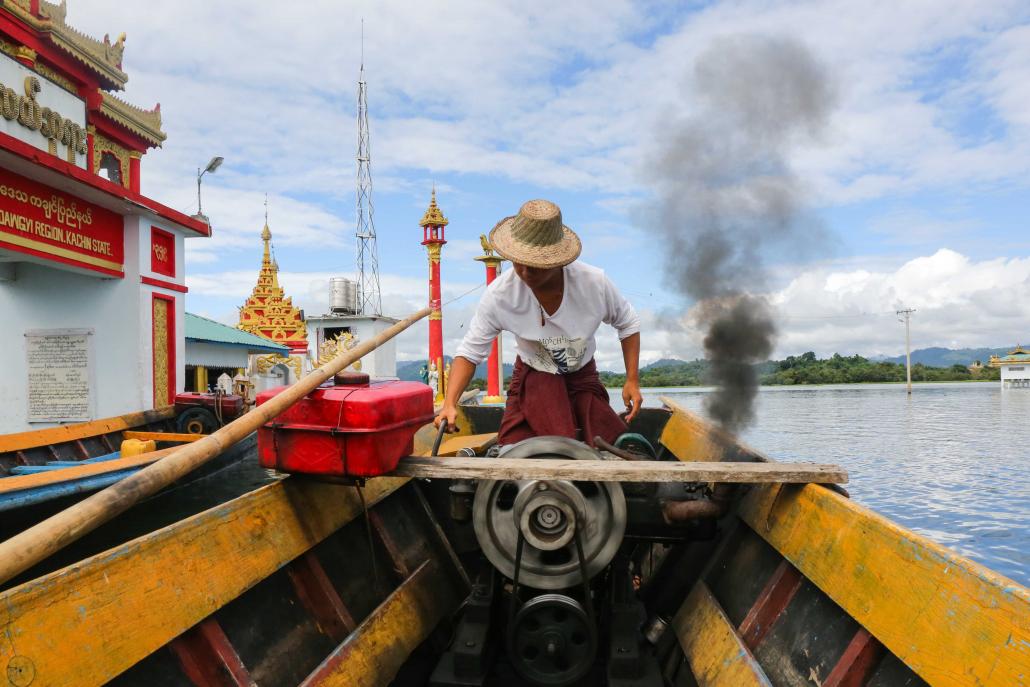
left=989, top=345, right=1030, bottom=388
left=303, top=276, right=398, bottom=379
left=306, top=313, right=398, bottom=379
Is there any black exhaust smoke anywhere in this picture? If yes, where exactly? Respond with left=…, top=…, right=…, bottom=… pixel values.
left=645, top=34, right=837, bottom=432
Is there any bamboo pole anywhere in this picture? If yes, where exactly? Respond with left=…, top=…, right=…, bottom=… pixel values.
left=0, top=307, right=431, bottom=586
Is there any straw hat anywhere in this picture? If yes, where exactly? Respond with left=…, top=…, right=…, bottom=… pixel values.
left=489, top=199, right=582, bottom=269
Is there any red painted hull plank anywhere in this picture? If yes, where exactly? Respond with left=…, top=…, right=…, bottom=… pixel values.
left=738, top=559, right=804, bottom=650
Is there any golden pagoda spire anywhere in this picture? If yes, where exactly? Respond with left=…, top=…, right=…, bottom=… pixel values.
left=238, top=215, right=308, bottom=353
left=261, top=223, right=272, bottom=260
left=420, top=185, right=449, bottom=227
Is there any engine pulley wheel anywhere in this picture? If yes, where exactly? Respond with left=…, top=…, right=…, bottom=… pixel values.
left=514, top=480, right=581, bottom=551
left=509, top=594, right=596, bottom=686
left=473, top=436, right=627, bottom=590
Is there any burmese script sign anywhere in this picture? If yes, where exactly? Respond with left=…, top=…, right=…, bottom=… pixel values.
left=0, top=168, right=124, bottom=276
left=26, top=329, right=93, bottom=423
left=0, top=52, right=87, bottom=166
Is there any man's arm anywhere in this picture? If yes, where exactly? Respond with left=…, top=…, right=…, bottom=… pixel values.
left=621, top=332, right=643, bottom=423
left=434, top=356, right=477, bottom=432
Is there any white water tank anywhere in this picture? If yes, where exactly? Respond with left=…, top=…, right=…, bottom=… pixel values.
left=329, top=277, right=358, bottom=314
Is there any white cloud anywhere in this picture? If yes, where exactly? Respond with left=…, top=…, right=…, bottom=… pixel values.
left=66, top=0, right=1030, bottom=220
left=771, top=249, right=1030, bottom=356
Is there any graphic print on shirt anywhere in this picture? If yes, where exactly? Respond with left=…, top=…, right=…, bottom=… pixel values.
left=527, top=335, right=588, bottom=374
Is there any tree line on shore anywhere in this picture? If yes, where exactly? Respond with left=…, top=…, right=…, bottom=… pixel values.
left=592, top=352, right=1000, bottom=388
left=414, top=352, right=999, bottom=390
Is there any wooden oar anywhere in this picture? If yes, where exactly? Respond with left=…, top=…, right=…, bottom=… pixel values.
left=0, top=307, right=431, bottom=586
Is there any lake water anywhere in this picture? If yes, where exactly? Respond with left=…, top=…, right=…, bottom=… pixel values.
left=618, top=382, right=1029, bottom=585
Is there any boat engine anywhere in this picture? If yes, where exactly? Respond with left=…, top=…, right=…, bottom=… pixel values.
left=431, top=435, right=711, bottom=687
left=473, top=437, right=626, bottom=591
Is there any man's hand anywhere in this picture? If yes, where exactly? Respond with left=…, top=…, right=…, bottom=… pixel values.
left=622, top=379, right=643, bottom=423
left=434, top=403, right=459, bottom=432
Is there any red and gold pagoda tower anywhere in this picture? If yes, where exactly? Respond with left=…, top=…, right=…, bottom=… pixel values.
left=238, top=223, right=308, bottom=378
left=421, top=189, right=447, bottom=400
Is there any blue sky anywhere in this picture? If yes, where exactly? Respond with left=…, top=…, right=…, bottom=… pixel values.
left=73, top=1, right=1030, bottom=369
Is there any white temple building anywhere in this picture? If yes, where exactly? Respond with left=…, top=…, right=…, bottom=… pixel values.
left=989, top=345, right=1030, bottom=388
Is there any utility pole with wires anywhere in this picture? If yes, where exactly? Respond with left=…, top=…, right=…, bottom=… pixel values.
left=897, top=308, right=916, bottom=394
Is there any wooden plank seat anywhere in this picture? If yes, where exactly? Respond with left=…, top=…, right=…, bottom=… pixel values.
left=392, top=456, right=848, bottom=484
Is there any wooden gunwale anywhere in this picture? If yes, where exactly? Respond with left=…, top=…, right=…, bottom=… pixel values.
left=737, top=483, right=1030, bottom=687
left=0, top=407, right=176, bottom=454
left=0, top=476, right=407, bottom=685
left=659, top=398, right=1030, bottom=687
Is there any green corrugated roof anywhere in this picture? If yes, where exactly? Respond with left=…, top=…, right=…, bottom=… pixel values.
left=185, top=312, right=291, bottom=354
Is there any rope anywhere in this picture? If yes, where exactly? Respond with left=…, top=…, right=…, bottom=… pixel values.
left=442, top=282, right=485, bottom=307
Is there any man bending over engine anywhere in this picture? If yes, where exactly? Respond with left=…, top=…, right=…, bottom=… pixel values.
left=434, top=199, right=642, bottom=446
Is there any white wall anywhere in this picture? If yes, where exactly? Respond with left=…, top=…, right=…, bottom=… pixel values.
left=0, top=212, right=191, bottom=433
left=0, top=263, right=141, bottom=432
left=1000, top=366, right=1029, bottom=382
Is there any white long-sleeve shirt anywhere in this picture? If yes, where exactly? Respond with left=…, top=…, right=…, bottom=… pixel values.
left=455, top=260, right=640, bottom=375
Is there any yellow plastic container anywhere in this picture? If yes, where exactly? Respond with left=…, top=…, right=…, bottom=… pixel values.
left=120, top=438, right=157, bottom=457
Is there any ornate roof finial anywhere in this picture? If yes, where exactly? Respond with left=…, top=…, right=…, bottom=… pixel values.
left=420, top=186, right=449, bottom=227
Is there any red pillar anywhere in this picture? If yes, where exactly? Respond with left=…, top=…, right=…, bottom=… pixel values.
left=428, top=244, right=443, bottom=368
left=419, top=190, right=448, bottom=400
left=129, top=152, right=141, bottom=193
left=475, top=252, right=506, bottom=402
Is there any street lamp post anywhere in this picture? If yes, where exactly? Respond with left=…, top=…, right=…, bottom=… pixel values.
left=195, top=156, right=224, bottom=219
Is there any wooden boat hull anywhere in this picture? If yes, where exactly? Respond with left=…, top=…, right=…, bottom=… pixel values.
left=0, top=402, right=1025, bottom=686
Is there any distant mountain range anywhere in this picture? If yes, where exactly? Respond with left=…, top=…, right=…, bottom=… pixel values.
left=871, top=346, right=1010, bottom=367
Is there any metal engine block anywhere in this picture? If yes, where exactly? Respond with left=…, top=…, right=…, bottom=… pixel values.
left=431, top=435, right=711, bottom=687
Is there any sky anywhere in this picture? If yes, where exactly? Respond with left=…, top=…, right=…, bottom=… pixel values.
left=71, top=1, right=1030, bottom=370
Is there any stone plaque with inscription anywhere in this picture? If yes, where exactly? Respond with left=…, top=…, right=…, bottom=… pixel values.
left=26, top=329, right=92, bottom=422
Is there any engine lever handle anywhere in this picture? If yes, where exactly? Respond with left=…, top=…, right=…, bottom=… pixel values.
left=432, top=421, right=457, bottom=457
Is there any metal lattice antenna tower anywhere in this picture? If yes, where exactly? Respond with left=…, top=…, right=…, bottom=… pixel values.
left=355, top=21, right=382, bottom=316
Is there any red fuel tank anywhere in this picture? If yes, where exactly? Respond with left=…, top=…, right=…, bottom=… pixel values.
left=256, top=372, right=434, bottom=478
